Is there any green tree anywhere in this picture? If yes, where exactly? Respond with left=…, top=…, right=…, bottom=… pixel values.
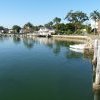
left=24, top=22, right=33, bottom=29
left=34, top=26, right=39, bottom=31
left=65, top=10, right=89, bottom=23
left=12, top=25, right=21, bottom=33
left=65, top=10, right=89, bottom=33
left=53, top=23, right=66, bottom=34
left=44, top=21, right=53, bottom=28
left=23, top=22, right=34, bottom=33
left=48, top=21, right=53, bottom=26
left=0, top=26, right=4, bottom=30
left=53, top=17, right=61, bottom=24
left=90, top=10, right=100, bottom=22
left=66, top=23, right=75, bottom=32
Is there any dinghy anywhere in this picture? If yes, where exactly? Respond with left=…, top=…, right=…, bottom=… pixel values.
left=69, top=44, right=86, bottom=53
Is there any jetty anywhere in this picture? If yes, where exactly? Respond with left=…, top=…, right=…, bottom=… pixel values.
left=93, top=39, right=100, bottom=91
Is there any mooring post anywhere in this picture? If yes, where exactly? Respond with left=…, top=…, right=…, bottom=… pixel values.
left=93, top=39, right=98, bottom=64
left=95, top=45, right=100, bottom=85
left=94, top=91, right=100, bottom=100
left=93, top=39, right=100, bottom=90
left=93, top=40, right=98, bottom=83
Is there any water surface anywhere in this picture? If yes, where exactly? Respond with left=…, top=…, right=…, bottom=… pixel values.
left=0, top=36, right=93, bottom=100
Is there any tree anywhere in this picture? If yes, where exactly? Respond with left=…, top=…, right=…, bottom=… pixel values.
left=53, top=17, right=61, bottom=24
left=65, top=10, right=89, bottom=32
left=34, top=26, right=39, bottom=31
left=90, top=10, right=100, bottom=34
left=24, top=22, right=33, bottom=29
left=12, top=25, right=21, bottom=33
left=90, top=10, right=100, bottom=22
left=53, top=23, right=66, bottom=34
left=23, top=22, right=34, bottom=33
left=44, top=21, right=53, bottom=28
left=65, top=10, right=89, bottom=23
left=48, top=21, right=53, bottom=26
left=0, top=26, right=4, bottom=30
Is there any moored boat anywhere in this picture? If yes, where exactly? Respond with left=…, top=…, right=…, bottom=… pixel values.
left=69, top=44, right=86, bottom=53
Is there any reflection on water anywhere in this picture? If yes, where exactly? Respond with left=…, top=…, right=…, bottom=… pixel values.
left=94, top=91, right=100, bottom=100
left=0, top=35, right=9, bottom=42
left=0, top=35, right=95, bottom=100
left=0, top=36, right=83, bottom=58
left=0, top=35, right=94, bottom=61
left=66, top=52, right=83, bottom=59
left=13, top=36, right=21, bottom=44
left=23, top=37, right=35, bottom=49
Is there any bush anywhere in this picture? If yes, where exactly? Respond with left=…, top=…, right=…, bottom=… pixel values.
left=74, top=29, right=82, bottom=34
left=65, top=30, right=73, bottom=35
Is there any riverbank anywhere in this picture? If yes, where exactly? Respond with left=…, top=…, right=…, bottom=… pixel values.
left=1, top=33, right=98, bottom=49
left=52, top=35, right=89, bottom=43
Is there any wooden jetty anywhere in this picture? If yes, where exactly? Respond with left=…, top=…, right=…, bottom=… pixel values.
left=93, top=39, right=100, bottom=91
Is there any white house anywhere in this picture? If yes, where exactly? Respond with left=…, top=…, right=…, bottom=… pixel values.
left=38, top=27, right=55, bottom=36
left=8, top=29, right=14, bottom=33
left=0, top=30, right=4, bottom=33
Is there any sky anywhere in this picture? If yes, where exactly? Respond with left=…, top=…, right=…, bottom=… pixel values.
left=0, top=0, right=100, bottom=28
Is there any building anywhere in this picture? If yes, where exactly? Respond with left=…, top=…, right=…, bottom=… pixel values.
left=20, top=28, right=24, bottom=33
left=0, top=30, right=4, bottom=33
left=38, top=27, right=55, bottom=36
left=20, top=28, right=34, bottom=34
left=8, top=29, right=14, bottom=33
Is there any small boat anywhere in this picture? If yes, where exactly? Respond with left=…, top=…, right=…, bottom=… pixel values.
left=69, top=44, right=86, bottom=53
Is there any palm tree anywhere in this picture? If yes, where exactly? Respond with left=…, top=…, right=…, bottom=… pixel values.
left=48, top=21, right=53, bottom=27
left=44, top=21, right=53, bottom=28
left=90, top=10, right=100, bottom=34
left=53, top=17, right=61, bottom=24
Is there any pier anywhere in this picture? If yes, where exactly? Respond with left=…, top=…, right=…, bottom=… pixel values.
left=93, top=39, right=100, bottom=91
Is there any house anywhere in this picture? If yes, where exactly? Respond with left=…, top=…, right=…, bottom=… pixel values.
left=0, top=30, right=4, bottom=33
left=38, top=27, right=55, bottom=36
left=20, top=28, right=24, bottom=33
left=3, top=28, right=9, bottom=33
left=8, top=29, right=14, bottom=33
left=20, top=28, right=33, bottom=34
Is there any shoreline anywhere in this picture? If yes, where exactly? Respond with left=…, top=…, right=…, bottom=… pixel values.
left=1, top=33, right=96, bottom=48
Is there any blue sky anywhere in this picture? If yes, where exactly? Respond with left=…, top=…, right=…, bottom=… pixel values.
left=0, top=0, right=99, bottom=28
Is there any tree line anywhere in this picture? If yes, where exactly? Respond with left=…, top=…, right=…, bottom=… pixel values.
left=0, top=10, right=100, bottom=34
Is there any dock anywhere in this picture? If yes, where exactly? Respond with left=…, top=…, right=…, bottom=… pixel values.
left=93, top=39, right=100, bottom=91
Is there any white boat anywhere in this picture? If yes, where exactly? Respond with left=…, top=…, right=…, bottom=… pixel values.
left=69, top=44, right=86, bottom=53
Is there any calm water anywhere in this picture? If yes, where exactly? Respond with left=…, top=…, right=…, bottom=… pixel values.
left=0, top=36, right=94, bottom=100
